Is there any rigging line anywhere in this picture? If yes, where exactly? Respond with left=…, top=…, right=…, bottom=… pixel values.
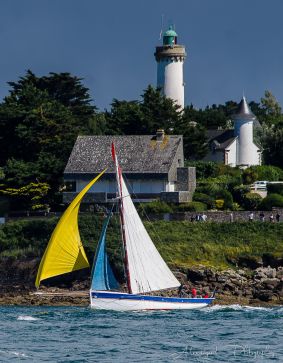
left=112, top=205, right=126, bottom=285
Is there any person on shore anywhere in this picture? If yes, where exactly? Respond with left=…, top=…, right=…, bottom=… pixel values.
left=248, top=212, right=254, bottom=222
left=269, top=214, right=274, bottom=223
left=178, top=283, right=185, bottom=297
left=259, top=212, right=265, bottom=222
left=201, top=213, right=207, bottom=222
left=276, top=213, right=280, bottom=222
left=190, top=216, right=195, bottom=222
left=229, top=213, right=234, bottom=223
left=192, top=288, right=197, bottom=298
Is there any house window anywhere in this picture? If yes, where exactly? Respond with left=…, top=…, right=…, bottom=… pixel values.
left=65, top=181, right=76, bottom=192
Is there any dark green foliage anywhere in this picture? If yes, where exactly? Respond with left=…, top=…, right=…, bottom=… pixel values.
left=245, top=165, right=283, bottom=182
left=105, top=100, right=144, bottom=135
left=267, top=183, right=283, bottom=195
left=138, top=201, right=173, bottom=215
left=175, top=123, right=208, bottom=160
left=260, top=122, right=283, bottom=168
left=242, top=192, right=263, bottom=210
left=259, top=193, right=283, bottom=210
left=178, top=201, right=207, bottom=212
left=193, top=192, right=215, bottom=209
left=105, top=86, right=182, bottom=135
left=232, top=185, right=250, bottom=205
left=0, top=71, right=99, bottom=206
left=215, top=189, right=233, bottom=210
left=186, top=161, right=219, bottom=179
left=242, top=168, right=258, bottom=185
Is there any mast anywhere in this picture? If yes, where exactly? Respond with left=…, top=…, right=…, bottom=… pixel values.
left=111, top=143, right=132, bottom=294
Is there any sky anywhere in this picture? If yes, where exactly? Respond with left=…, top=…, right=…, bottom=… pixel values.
left=1, top=0, right=283, bottom=111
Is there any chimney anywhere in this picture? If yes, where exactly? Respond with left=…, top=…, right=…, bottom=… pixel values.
left=156, top=129, right=165, bottom=141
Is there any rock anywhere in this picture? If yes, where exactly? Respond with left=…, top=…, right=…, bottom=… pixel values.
left=238, top=256, right=263, bottom=269
left=262, top=278, right=280, bottom=288
left=254, top=266, right=276, bottom=280
left=253, top=290, right=274, bottom=302
left=187, top=269, right=205, bottom=282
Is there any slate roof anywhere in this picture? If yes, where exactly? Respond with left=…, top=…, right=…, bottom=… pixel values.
left=64, top=135, right=183, bottom=175
left=206, top=129, right=236, bottom=151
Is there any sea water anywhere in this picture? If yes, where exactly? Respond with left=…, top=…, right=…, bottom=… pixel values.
left=0, top=305, right=282, bottom=362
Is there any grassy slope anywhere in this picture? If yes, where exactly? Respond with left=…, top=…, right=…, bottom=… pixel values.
left=0, top=215, right=283, bottom=270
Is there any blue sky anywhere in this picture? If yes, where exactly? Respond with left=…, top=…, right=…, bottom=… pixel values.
left=0, top=0, right=283, bottom=111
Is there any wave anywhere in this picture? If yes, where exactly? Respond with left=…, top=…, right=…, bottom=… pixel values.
left=0, top=350, right=28, bottom=358
left=203, top=304, right=270, bottom=312
left=17, top=315, right=39, bottom=321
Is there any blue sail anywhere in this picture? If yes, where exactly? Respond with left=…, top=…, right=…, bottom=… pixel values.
left=91, top=211, right=119, bottom=291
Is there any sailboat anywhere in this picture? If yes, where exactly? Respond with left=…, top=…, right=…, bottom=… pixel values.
left=36, top=143, right=215, bottom=311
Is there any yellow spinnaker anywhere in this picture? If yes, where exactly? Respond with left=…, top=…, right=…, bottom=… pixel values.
left=35, top=169, right=107, bottom=288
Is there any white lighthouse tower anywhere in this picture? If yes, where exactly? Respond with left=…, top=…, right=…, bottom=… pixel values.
left=154, top=26, right=186, bottom=108
left=233, top=96, right=261, bottom=167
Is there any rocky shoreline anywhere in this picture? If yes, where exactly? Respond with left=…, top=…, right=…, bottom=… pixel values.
left=0, top=259, right=282, bottom=306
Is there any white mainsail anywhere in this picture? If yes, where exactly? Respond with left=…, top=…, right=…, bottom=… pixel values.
left=121, top=177, right=180, bottom=294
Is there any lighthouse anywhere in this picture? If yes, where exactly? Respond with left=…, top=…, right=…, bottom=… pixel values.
left=154, top=26, right=186, bottom=108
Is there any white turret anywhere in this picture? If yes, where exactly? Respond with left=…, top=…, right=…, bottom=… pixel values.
left=154, top=26, right=186, bottom=108
left=233, top=96, right=261, bottom=167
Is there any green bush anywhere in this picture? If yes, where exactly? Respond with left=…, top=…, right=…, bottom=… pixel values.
left=186, top=161, right=218, bottom=179
left=215, top=189, right=233, bottom=209
left=258, top=193, right=283, bottom=210
left=178, top=201, right=207, bottom=212
left=252, top=165, right=283, bottom=181
left=267, top=183, right=283, bottom=195
left=196, top=181, right=223, bottom=196
left=193, top=192, right=214, bottom=209
left=242, top=192, right=263, bottom=210
left=242, top=168, right=258, bottom=184
left=232, top=185, right=250, bottom=205
left=138, top=201, right=173, bottom=214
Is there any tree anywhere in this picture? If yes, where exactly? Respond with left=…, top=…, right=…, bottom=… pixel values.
left=0, top=182, right=50, bottom=210
left=140, top=86, right=182, bottom=133
left=0, top=71, right=98, bottom=204
left=105, top=100, right=143, bottom=135
left=260, top=121, right=283, bottom=168
left=105, top=86, right=182, bottom=135
left=260, top=90, right=283, bottom=126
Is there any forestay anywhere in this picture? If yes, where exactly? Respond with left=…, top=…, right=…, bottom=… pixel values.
left=121, top=177, right=180, bottom=294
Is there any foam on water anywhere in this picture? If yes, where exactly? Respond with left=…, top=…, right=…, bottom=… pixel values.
left=204, top=304, right=270, bottom=312
left=17, top=315, right=39, bottom=321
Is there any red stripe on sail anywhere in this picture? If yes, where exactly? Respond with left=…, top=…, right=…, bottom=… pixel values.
left=111, top=142, right=116, bottom=162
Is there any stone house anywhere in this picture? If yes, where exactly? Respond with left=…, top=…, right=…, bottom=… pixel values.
left=63, top=130, right=196, bottom=204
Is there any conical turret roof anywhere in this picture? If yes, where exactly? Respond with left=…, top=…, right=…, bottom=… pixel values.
left=233, top=96, right=255, bottom=120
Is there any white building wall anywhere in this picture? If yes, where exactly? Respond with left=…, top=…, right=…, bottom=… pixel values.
left=157, top=59, right=184, bottom=108
left=225, top=139, right=237, bottom=167
left=235, top=120, right=260, bottom=166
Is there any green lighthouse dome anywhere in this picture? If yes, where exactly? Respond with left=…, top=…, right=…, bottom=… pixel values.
left=163, top=25, right=178, bottom=45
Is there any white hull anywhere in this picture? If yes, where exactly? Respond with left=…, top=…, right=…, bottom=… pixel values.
left=90, top=291, right=213, bottom=311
